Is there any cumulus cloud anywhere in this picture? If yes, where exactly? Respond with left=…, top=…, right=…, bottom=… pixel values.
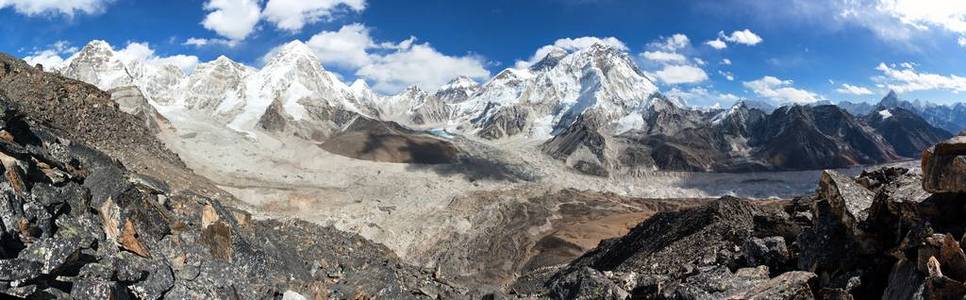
left=652, top=65, right=709, bottom=84
left=263, top=0, right=365, bottom=32
left=650, top=34, right=690, bottom=51
left=666, top=87, right=741, bottom=107
left=718, top=70, right=734, bottom=81
left=641, top=51, right=686, bottom=63
left=516, top=36, right=627, bottom=68
left=638, top=34, right=711, bottom=85
left=23, top=41, right=78, bottom=69
left=357, top=43, right=489, bottom=94
left=720, top=58, right=732, bottom=65
left=874, top=62, right=966, bottom=93
left=743, top=76, right=821, bottom=104
left=0, top=0, right=114, bottom=17
left=201, top=0, right=262, bottom=41
left=836, top=83, right=875, bottom=95
left=305, top=23, right=376, bottom=68
left=705, top=38, right=728, bottom=49
left=299, top=24, right=489, bottom=94
left=115, top=42, right=200, bottom=73
left=877, top=0, right=966, bottom=34
left=721, top=29, right=763, bottom=45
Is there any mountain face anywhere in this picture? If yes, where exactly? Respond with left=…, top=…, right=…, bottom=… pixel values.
left=864, top=107, right=953, bottom=157
left=454, top=43, right=665, bottom=139
left=553, top=102, right=917, bottom=174
left=751, top=105, right=899, bottom=170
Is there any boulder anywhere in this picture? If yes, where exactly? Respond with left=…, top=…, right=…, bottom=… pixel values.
left=922, top=135, right=966, bottom=193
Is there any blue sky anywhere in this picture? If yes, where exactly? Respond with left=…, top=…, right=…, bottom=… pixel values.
left=3, top=0, right=966, bottom=106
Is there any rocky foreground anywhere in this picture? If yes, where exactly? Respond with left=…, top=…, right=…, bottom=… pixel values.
left=0, top=93, right=469, bottom=298
left=510, top=134, right=966, bottom=299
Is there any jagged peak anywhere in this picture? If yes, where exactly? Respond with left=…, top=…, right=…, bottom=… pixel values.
left=350, top=79, right=370, bottom=90
left=439, top=76, right=479, bottom=91
left=82, top=40, right=114, bottom=52
left=264, top=40, right=321, bottom=68
left=492, top=68, right=533, bottom=81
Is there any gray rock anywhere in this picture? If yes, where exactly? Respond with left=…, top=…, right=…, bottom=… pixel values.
left=19, top=236, right=83, bottom=273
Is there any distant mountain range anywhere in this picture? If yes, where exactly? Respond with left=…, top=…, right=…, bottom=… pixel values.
left=36, top=40, right=961, bottom=175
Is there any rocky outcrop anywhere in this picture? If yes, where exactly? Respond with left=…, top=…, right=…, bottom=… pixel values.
left=517, top=138, right=966, bottom=298
left=478, top=106, right=529, bottom=140
left=528, top=197, right=804, bottom=298
left=541, top=115, right=609, bottom=176
left=0, top=88, right=462, bottom=298
left=922, top=134, right=966, bottom=193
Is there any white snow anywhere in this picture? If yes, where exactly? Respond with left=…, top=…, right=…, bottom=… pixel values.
left=878, top=109, right=893, bottom=119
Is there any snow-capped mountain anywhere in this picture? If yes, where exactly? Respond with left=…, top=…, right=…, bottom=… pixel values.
left=57, top=40, right=384, bottom=140
left=434, top=76, right=480, bottom=104
left=55, top=40, right=673, bottom=143
left=175, top=55, right=253, bottom=114
left=60, top=40, right=137, bottom=91
left=453, top=43, right=666, bottom=139
left=875, top=90, right=966, bottom=134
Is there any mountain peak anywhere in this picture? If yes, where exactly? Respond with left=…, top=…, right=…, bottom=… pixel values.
left=83, top=40, right=114, bottom=52
left=350, top=79, right=370, bottom=90
left=264, top=40, right=321, bottom=67
left=440, top=76, right=479, bottom=90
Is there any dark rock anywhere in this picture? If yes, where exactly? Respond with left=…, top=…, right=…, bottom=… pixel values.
left=744, top=236, right=791, bottom=272
left=0, top=258, right=41, bottom=281
left=71, top=279, right=120, bottom=299
left=547, top=267, right=628, bottom=300
left=19, top=236, right=82, bottom=274
left=882, top=259, right=926, bottom=300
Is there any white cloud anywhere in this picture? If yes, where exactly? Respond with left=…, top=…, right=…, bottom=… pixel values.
left=641, top=50, right=686, bottom=63
left=874, top=62, right=966, bottom=93
left=718, top=70, right=734, bottom=81
left=722, top=29, right=763, bottom=46
left=22, top=41, right=78, bottom=69
left=263, top=0, right=365, bottom=32
left=183, top=37, right=238, bottom=47
left=652, top=65, right=708, bottom=84
left=960, top=36, right=966, bottom=47
left=877, top=0, right=966, bottom=34
left=743, top=76, right=821, bottom=104
left=201, top=0, right=262, bottom=41
left=116, top=42, right=200, bottom=73
left=836, top=83, right=875, bottom=95
left=720, top=58, right=732, bottom=65
left=305, top=23, right=376, bottom=68
left=694, top=58, right=706, bottom=65
left=650, top=34, right=690, bottom=51
left=298, top=24, right=489, bottom=94
left=516, top=36, right=627, bottom=68
left=666, top=87, right=741, bottom=107
left=357, top=43, right=489, bottom=94
left=0, top=0, right=114, bottom=17
left=705, top=39, right=728, bottom=49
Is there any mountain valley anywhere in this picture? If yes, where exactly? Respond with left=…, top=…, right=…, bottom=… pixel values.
left=0, top=37, right=963, bottom=299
